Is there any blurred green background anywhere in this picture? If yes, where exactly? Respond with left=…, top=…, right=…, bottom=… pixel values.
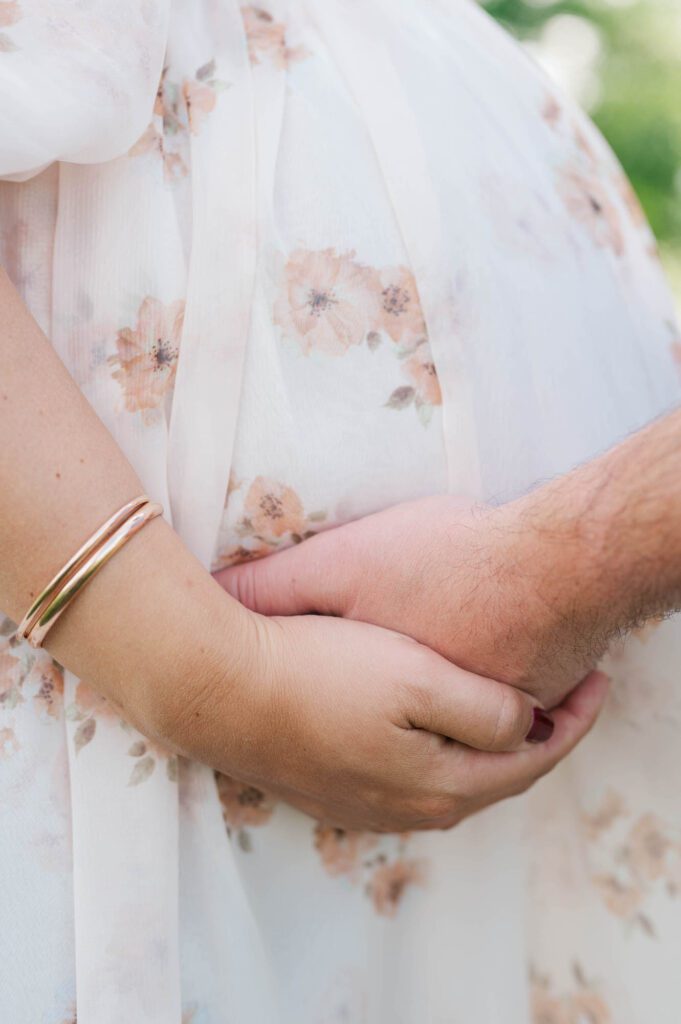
left=482, top=0, right=681, bottom=305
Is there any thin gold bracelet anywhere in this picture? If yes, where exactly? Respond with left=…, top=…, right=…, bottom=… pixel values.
left=16, top=494, right=150, bottom=643
left=16, top=498, right=162, bottom=648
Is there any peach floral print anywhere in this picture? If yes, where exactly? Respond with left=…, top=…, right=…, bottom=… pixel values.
left=67, top=681, right=177, bottom=781
left=32, top=660, right=64, bottom=718
left=109, top=296, right=184, bottom=414
left=183, top=59, right=229, bottom=134
left=557, top=167, right=624, bottom=257
left=0, top=1, right=21, bottom=28
left=215, top=771, right=276, bottom=849
left=1, top=629, right=66, bottom=724
left=367, top=857, right=426, bottom=917
left=0, top=646, right=22, bottom=708
left=213, top=474, right=327, bottom=568
left=313, top=824, right=426, bottom=918
left=541, top=93, right=562, bottom=128
left=241, top=6, right=309, bottom=70
left=530, top=964, right=611, bottom=1024
left=67, top=680, right=122, bottom=754
left=403, top=339, right=442, bottom=405
left=245, top=476, right=306, bottom=539
left=614, top=170, right=647, bottom=228
left=314, top=825, right=379, bottom=881
left=275, top=248, right=380, bottom=356
left=0, top=727, right=19, bottom=759
left=131, top=61, right=228, bottom=177
left=123, top=725, right=178, bottom=785
left=541, top=90, right=651, bottom=255
left=375, top=266, right=427, bottom=345
left=582, top=791, right=681, bottom=937
left=274, top=248, right=441, bottom=423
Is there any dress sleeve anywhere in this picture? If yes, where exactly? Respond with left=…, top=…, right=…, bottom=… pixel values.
left=0, top=0, right=169, bottom=180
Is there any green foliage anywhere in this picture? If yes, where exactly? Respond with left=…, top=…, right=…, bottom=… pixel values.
left=483, top=0, right=681, bottom=250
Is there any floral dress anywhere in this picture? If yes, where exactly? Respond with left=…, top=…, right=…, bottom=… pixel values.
left=1, top=1, right=681, bottom=1022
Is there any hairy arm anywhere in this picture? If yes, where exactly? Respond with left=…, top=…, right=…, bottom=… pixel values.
left=219, top=405, right=681, bottom=708
left=513, top=405, right=681, bottom=640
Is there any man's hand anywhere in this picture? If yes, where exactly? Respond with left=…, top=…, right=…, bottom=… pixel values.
left=216, top=406, right=681, bottom=711
left=215, top=496, right=598, bottom=709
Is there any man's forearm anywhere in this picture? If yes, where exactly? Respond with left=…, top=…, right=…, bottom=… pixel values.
left=512, top=405, right=681, bottom=642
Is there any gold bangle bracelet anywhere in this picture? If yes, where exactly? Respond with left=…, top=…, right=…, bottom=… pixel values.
left=19, top=499, right=162, bottom=649
left=16, top=494, right=150, bottom=643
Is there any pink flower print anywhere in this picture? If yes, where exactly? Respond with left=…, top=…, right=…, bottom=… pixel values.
left=241, top=6, right=309, bottom=70
left=0, top=1, right=21, bottom=27
left=33, top=660, right=64, bottom=719
left=0, top=649, right=20, bottom=700
left=69, top=680, right=123, bottom=754
left=569, top=991, right=611, bottom=1024
left=557, top=166, right=624, bottom=256
left=541, top=93, right=563, bottom=128
left=368, top=858, right=425, bottom=917
left=530, top=989, right=571, bottom=1024
left=592, top=873, right=643, bottom=918
left=109, top=296, right=184, bottom=413
left=403, top=341, right=441, bottom=407
left=212, top=539, right=273, bottom=572
left=626, top=813, right=673, bottom=882
left=375, top=265, right=427, bottom=345
left=614, top=170, right=647, bottom=228
left=215, top=771, right=276, bottom=829
left=244, top=477, right=306, bottom=540
left=183, top=60, right=230, bottom=134
left=314, top=825, right=378, bottom=879
left=0, top=727, right=19, bottom=759
left=274, top=248, right=380, bottom=356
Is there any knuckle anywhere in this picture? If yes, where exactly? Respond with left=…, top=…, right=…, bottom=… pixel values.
left=487, top=687, right=531, bottom=751
left=231, top=562, right=258, bottom=611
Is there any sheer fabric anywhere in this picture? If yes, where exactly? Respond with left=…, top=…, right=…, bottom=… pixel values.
left=1, top=1, right=680, bottom=1021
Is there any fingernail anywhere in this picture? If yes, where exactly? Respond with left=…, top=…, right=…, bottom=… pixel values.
left=526, top=709, right=555, bottom=744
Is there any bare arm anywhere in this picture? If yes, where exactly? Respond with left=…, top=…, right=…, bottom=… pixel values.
left=0, top=266, right=251, bottom=732
left=1, top=267, right=604, bottom=832
left=513, top=405, right=681, bottom=641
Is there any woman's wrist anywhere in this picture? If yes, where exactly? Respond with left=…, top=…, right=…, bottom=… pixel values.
left=44, top=514, right=260, bottom=756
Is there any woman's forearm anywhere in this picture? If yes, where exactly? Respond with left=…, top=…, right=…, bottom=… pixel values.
left=0, top=268, right=612, bottom=832
left=0, top=266, right=251, bottom=736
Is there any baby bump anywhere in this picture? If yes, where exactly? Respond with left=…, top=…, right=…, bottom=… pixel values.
left=213, top=0, right=680, bottom=570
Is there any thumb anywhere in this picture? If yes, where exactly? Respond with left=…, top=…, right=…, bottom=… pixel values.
left=213, top=529, right=349, bottom=616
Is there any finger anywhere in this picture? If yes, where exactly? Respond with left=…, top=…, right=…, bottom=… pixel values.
left=214, top=528, right=346, bottom=617
left=453, top=669, right=610, bottom=796
left=401, top=662, right=541, bottom=753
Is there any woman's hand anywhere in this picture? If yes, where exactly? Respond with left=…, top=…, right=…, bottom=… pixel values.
left=149, top=607, right=609, bottom=832
left=0, top=267, right=608, bottom=833
left=215, top=495, right=610, bottom=710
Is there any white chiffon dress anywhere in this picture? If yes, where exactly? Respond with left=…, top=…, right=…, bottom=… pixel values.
left=1, top=1, right=681, bottom=1022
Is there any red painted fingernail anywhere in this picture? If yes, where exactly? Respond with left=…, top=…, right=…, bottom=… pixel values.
left=526, top=709, right=554, bottom=744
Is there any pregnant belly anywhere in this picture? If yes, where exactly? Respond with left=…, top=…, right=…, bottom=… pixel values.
left=212, top=0, right=680, bottom=571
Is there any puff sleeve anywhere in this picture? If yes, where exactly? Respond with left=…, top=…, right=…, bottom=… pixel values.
left=0, top=0, right=169, bottom=180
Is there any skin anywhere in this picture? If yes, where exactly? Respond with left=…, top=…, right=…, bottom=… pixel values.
left=0, top=268, right=609, bottom=832
left=218, top=405, right=681, bottom=712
